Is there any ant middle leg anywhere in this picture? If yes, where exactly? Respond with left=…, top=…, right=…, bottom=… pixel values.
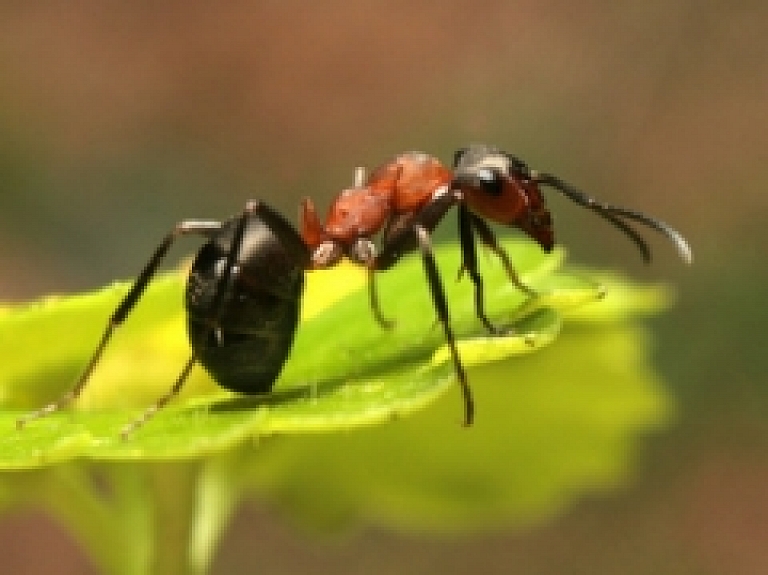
left=370, top=189, right=459, bottom=330
left=413, top=224, right=474, bottom=426
left=367, top=268, right=396, bottom=330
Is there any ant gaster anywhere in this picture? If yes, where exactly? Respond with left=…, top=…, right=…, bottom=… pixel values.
left=18, top=201, right=310, bottom=437
left=300, top=144, right=693, bottom=426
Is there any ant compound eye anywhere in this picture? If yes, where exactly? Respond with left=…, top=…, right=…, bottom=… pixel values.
left=476, top=168, right=504, bottom=196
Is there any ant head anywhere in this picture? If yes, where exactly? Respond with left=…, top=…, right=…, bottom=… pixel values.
left=452, top=144, right=555, bottom=251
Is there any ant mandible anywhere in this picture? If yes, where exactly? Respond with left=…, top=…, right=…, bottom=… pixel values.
left=300, top=144, right=693, bottom=426
left=18, top=201, right=310, bottom=437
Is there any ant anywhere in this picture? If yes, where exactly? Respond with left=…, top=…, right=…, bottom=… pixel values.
left=17, top=201, right=310, bottom=437
left=300, top=144, right=693, bottom=425
left=17, top=144, right=692, bottom=436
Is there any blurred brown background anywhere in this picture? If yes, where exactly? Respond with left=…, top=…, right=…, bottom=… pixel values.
left=0, top=2, right=766, bottom=573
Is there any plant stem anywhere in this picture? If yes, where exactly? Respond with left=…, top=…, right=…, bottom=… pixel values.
left=146, top=461, right=202, bottom=575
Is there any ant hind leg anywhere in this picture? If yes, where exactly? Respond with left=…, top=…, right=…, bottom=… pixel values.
left=16, top=218, right=223, bottom=430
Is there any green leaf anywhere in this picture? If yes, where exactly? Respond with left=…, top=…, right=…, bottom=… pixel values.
left=0, top=238, right=583, bottom=467
left=0, top=237, right=676, bottom=575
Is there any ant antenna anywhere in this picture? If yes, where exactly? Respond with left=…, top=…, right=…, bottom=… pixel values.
left=531, top=171, right=693, bottom=265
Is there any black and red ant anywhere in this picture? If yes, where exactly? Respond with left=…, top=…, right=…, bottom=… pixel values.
left=301, top=143, right=692, bottom=425
left=17, top=143, right=692, bottom=436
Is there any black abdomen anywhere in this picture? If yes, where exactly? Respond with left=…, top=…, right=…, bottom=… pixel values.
left=185, top=216, right=306, bottom=394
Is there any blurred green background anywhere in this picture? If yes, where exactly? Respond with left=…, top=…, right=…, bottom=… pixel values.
left=0, top=2, right=765, bottom=573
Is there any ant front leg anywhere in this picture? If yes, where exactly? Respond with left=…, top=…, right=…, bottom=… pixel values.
left=457, top=207, right=537, bottom=335
left=457, top=205, right=499, bottom=334
left=466, top=211, right=537, bottom=297
left=16, top=218, right=224, bottom=430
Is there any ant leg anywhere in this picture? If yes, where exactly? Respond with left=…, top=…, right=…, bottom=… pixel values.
left=120, top=201, right=261, bottom=436
left=467, top=212, right=537, bottom=297
left=367, top=268, right=395, bottom=329
left=376, top=188, right=459, bottom=270
left=413, top=224, right=474, bottom=427
left=366, top=214, right=407, bottom=330
left=16, top=219, right=223, bottom=430
left=370, top=190, right=459, bottom=328
left=120, top=352, right=198, bottom=439
left=457, top=206, right=504, bottom=334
